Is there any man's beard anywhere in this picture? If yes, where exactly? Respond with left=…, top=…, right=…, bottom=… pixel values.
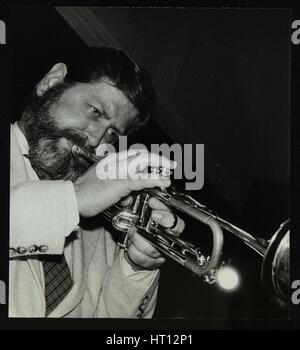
left=21, top=84, right=95, bottom=181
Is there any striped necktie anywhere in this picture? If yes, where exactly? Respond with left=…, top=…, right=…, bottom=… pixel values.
left=41, top=255, right=73, bottom=316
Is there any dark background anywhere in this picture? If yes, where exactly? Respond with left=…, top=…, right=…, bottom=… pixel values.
left=6, top=6, right=290, bottom=319
left=0, top=3, right=10, bottom=319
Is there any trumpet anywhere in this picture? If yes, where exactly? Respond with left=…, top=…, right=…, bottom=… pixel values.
left=72, top=145, right=290, bottom=309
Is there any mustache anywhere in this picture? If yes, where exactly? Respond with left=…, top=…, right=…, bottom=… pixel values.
left=46, top=128, right=96, bottom=157
left=46, top=128, right=86, bottom=149
left=27, top=130, right=95, bottom=181
left=59, top=130, right=96, bottom=155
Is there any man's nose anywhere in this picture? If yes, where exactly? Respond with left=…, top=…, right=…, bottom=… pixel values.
left=84, top=124, right=107, bottom=148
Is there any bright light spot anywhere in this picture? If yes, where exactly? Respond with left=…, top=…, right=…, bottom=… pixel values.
left=216, top=266, right=240, bottom=291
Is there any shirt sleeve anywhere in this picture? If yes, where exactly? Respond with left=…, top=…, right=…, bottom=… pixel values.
left=119, top=249, right=159, bottom=283
left=95, top=250, right=160, bottom=318
left=10, top=180, right=79, bottom=257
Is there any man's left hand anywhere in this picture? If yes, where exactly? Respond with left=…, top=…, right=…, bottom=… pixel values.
left=124, top=197, right=185, bottom=270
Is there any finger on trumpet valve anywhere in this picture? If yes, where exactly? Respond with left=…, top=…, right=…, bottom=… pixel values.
left=160, top=167, right=172, bottom=179
left=149, top=167, right=160, bottom=175
left=149, top=167, right=172, bottom=178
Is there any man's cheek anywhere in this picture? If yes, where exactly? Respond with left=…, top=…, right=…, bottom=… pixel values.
left=50, top=104, right=86, bottom=131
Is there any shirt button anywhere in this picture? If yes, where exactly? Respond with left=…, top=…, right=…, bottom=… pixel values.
left=17, top=247, right=27, bottom=254
left=9, top=248, right=16, bottom=256
left=28, top=245, right=38, bottom=254
left=142, top=296, right=149, bottom=306
left=39, top=245, right=49, bottom=253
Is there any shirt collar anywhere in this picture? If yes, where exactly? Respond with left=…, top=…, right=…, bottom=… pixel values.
left=11, top=121, right=29, bottom=155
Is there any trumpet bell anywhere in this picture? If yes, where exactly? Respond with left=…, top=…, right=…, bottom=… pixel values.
left=261, top=220, right=290, bottom=309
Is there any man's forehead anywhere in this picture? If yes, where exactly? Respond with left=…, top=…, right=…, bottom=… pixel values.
left=64, top=79, right=139, bottom=134
left=75, top=79, right=137, bottom=112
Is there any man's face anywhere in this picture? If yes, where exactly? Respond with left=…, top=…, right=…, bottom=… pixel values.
left=23, top=78, right=139, bottom=181
left=49, top=79, right=139, bottom=148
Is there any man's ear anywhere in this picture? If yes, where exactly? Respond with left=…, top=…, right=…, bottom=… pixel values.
left=35, top=63, right=68, bottom=96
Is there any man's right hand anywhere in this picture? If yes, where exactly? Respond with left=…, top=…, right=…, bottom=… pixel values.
left=73, top=150, right=176, bottom=217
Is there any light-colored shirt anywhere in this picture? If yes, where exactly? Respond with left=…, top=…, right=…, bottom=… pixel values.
left=11, top=121, right=156, bottom=277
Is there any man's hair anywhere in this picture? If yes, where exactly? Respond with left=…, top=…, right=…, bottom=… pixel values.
left=65, top=46, right=156, bottom=128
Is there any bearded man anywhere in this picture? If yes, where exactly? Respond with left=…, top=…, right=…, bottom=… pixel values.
left=9, top=47, right=185, bottom=318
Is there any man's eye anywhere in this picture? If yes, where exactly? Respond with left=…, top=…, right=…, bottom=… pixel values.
left=88, top=105, right=102, bottom=116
